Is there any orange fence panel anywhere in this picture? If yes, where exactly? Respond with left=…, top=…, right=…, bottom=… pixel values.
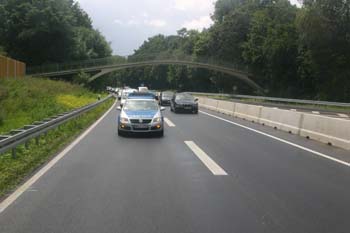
left=0, top=55, right=26, bottom=78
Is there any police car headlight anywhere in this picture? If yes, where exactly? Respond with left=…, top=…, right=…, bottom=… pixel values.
left=120, top=117, right=129, bottom=124
left=153, top=117, right=162, bottom=123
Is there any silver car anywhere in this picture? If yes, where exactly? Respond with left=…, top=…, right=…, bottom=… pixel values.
left=117, top=99, right=166, bottom=137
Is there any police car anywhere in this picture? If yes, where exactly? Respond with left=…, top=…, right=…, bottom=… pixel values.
left=117, top=96, right=165, bottom=137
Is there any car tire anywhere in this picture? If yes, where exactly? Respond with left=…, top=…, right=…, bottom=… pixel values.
left=174, top=108, right=178, bottom=113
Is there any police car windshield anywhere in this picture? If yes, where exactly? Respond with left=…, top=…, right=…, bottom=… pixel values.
left=124, top=100, right=159, bottom=111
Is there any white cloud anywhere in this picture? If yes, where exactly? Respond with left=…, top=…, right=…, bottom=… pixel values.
left=144, top=19, right=167, bottom=27
left=127, top=19, right=140, bottom=25
left=174, top=0, right=215, bottom=12
left=114, top=17, right=166, bottom=28
left=289, top=0, right=302, bottom=7
left=182, top=16, right=212, bottom=30
left=77, top=0, right=217, bottom=55
left=113, top=19, right=123, bottom=25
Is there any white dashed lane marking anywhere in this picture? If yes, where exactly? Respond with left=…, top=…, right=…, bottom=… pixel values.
left=164, top=117, right=176, bottom=127
left=185, top=141, right=228, bottom=176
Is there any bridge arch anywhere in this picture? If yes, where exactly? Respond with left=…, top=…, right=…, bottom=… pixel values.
left=87, top=60, right=264, bottom=94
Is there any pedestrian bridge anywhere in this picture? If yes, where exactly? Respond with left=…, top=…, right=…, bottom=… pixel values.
left=27, top=56, right=264, bottom=94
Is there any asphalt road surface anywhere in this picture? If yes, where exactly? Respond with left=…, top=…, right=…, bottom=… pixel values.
left=0, top=103, right=349, bottom=233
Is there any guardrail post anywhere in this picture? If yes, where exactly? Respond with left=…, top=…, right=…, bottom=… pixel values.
left=25, top=141, right=29, bottom=149
left=35, top=137, right=40, bottom=145
left=12, top=147, right=16, bottom=159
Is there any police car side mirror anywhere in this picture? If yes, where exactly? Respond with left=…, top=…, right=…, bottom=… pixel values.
left=160, top=107, right=166, bottom=111
left=117, top=106, right=122, bottom=111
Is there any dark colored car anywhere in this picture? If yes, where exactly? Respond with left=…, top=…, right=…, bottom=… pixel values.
left=170, top=93, right=198, bottom=114
left=160, top=91, right=174, bottom=106
left=148, top=90, right=159, bottom=101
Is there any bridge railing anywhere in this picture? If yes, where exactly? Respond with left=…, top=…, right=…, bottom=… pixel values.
left=27, top=56, right=128, bottom=74
left=128, top=53, right=250, bottom=72
left=27, top=54, right=250, bottom=75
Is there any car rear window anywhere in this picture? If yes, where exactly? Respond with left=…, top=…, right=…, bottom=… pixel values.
left=162, top=92, right=173, bottom=98
left=175, top=95, right=194, bottom=101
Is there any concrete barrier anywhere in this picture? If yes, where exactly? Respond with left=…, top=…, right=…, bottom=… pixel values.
left=200, top=98, right=218, bottom=111
left=300, top=114, right=350, bottom=150
left=260, top=107, right=303, bottom=134
left=217, top=100, right=235, bottom=115
left=197, top=97, right=206, bottom=105
left=198, top=97, right=350, bottom=150
left=234, top=103, right=262, bottom=122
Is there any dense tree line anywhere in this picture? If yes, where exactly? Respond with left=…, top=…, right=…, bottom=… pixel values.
left=102, top=0, right=349, bottom=101
left=1, top=0, right=348, bottom=101
left=0, top=0, right=112, bottom=65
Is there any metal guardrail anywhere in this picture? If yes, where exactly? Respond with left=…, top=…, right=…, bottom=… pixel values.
left=0, top=95, right=114, bottom=157
left=188, top=92, right=350, bottom=108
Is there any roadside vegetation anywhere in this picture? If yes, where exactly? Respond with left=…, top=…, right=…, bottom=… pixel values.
left=0, top=77, right=114, bottom=198
left=0, top=77, right=101, bottom=134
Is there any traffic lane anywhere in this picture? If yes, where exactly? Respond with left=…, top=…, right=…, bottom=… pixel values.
left=0, top=108, right=281, bottom=233
left=165, top=108, right=350, bottom=233
left=198, top=107, right=350, bottom=164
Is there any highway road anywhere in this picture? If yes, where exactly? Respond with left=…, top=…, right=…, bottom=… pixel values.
left=0, top=102, right=349, bottom=233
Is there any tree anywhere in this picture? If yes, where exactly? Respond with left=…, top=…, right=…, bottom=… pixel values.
left=296, top=0, right=350, bottom=100
left=0, top=46, right=6, bottom=56
left=212, top=0, right=246, bottom=23
left=0, top=0, right=112, bottom=65
left=243, top=0, right=299, bottom=97
left=72, top=71, right=90, bottom=86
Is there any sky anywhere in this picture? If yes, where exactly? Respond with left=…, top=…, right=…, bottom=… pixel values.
left=77, top=0, right=301, bottom=56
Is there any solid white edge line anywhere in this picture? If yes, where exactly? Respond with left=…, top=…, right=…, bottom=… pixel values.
left=164, top=117, right=175, bottom=127
left=0, top=101, right=117, bottom=214
left=185, top=141, right=228, bottom=176
left=312, top=111, right=320, bottom=114
left=199, top=110, right=350, bottom=167
left=337, top=113, right=349, bottom=118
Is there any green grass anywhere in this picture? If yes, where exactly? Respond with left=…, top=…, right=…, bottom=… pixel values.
left=0, top=98, right=114, bottom=198
left=0, top=77, right=102, bottom=134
